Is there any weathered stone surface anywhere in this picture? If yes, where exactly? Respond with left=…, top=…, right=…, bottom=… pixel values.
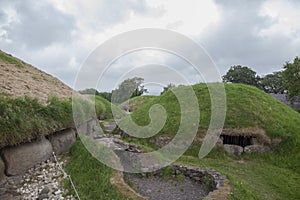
left=0, top=157, right=5, bottom=180
left=244, top=145, right=270, bottom=153
left=223, top=144, right=243, bottom=156
left=1, top=138, right=53, bottom=175
left=48, top=128, right=76, bottom=155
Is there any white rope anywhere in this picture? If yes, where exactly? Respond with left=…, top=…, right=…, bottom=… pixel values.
left=52, top=152, right=81, bottom=200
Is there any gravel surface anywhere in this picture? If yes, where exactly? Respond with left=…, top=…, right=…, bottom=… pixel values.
left=125, top=174, right=208, bottom=200
left=0, top=156, right=75, bottom=200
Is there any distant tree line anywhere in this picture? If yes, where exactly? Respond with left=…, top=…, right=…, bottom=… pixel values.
left=222, top=56, right=300, bottom=102
left=79, top=77, right=147, bottom=104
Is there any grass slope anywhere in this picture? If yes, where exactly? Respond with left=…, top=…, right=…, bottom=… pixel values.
left=0, top=95, right=117, bottom=147
left=130, top=83, right=300, bottom=138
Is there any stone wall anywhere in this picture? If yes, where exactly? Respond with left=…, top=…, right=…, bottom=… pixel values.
left=0, top=128, right=76, bottom=181
left=172, top=164, right=230, bottom=199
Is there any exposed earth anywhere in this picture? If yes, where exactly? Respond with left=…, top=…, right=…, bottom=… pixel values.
left=0, top=50, right=73, bottom=103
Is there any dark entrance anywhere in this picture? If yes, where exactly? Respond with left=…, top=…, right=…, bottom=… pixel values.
left=222, top=135, right=252, bottom=147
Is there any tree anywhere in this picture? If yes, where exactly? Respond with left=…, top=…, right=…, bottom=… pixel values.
left=111, top=77, right=148, bottom=104
left=79, top=88, right=100, bottom=95
left=282, top=57, right=300, bottom=103
left=161, top=83, right=176, bottom=95
left=98, top=92, right=112, bottom=102
left=260, top=71, right=285, bottom=94
left=222, top=65, right=260, bottom=87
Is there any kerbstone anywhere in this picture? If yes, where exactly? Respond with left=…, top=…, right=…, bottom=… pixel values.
left=49, top=129, right=76, bottom=155
left=1, top=138, right=52, bottom=176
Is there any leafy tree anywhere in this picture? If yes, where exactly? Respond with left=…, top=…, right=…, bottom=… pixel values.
left=79, top=88, right=112, bottom=102
left=282, top=57, right=300, bottom=103
left=222, top=65, right=260, bottom=87
left=161, top=83, right=176, bottom=95
left=260, top=71, right=285, bottom=94
left=79, top=88, right=100, bottom=95
left=98, top=92, right=112, bottom=102
left=111, top=77, right=148, bottom=104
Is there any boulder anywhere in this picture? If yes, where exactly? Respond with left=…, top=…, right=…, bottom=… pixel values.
left=244, top=145, right=270, bottom=153
left=1, top=138, right=52, bottom=176
left=0, top=157, right=5, bottom=180
left=223, top=144, right=243, bottom=156
left=48, top=128, right=76, bottom=155
left=99, top=114, right=106, bottom=120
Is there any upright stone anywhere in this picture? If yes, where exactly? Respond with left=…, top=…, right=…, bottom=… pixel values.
left=48, top=128, right=76, bottom=155
left=1, top=138, right=53, bottom=175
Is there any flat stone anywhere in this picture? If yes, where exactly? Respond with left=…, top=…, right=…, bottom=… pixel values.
left=48, top=128, right=76, bottom=155
left=244, top=145, right=270, bottom=153
left=223, top=144, right=243, bottom=156
left=1, top=138, right=53, bottom=176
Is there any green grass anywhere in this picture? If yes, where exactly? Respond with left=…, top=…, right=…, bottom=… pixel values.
left=0, top=51, right=24, bottom=68
left=64, top=140, right=129, bottom=200
left=0, top=95, right=118, bottom=147
left=129, top=83, right=300, bottom=138
left=178, top=154, right=300, bottom=200
left=119, top=95, right=157, bottom=112
left=0, top=96, right=73, bottom=147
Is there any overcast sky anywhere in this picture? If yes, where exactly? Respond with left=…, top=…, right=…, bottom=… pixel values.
left=1, top=0, right=300, bottom=93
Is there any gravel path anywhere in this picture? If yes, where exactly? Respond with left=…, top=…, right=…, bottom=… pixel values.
left=0, top=156, right=75, bottom=200
left=125, top=174, right=208, bottom=200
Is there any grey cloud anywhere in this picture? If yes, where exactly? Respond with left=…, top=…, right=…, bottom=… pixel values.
left=200, top=0, right=300, bottom=76
left=0, top=0, right=75, bottom=49
left=80, top=0, right=148, bottom=30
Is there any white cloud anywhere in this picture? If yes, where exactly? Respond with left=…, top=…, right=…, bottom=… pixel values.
left=259, top=0, right=300, bottom=37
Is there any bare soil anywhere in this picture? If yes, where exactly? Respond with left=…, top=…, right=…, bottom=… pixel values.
left=0, top=50, right=73, bottom=103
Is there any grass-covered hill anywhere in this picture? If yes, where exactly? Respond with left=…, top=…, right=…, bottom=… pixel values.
left=114, top=83, right=300, bottom=199
left=125, top=83, right=300, bottom=173
left=129, top=83, right=300, bottom=139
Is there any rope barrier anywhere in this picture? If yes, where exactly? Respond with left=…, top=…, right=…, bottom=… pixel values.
left=52, top=152, right=81, bottom=200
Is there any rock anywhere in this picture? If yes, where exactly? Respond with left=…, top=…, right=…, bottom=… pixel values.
left=0, top=157, right=5, bottom=180
left=1, top=138, right=53, bottom=176
left=38, top=193, right=49, bottom=200
left=223, top=144, right=243, bottom=156
left=244, top=145, right=270, bottom=153
left=99, top=114, right=106, bottom=120
left=216, top=137, right=223, bottom=147
left=40, top=186, right=50, bottom=195
left=48, top=129, right=76, bottom=155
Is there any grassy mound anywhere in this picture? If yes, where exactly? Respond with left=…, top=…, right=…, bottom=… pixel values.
left=124, top=83, right=300, bottom=172
left=129, top=83, right=300, bottom=138
left=115, top=83, right=300, bottom=199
